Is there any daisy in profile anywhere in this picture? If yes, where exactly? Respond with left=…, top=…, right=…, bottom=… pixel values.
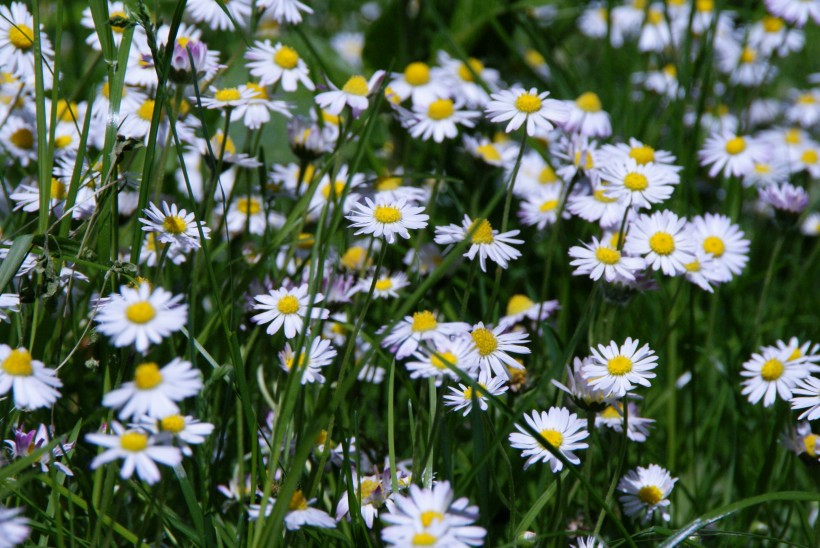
left=405, top=337, right=474, bottom=384
left=138, top=414, right=214, bottom=456
left=699, top=131, right=768, bottom=178
left=624, top=210, right=695, bottom=276
left=552, top=357, right=611, bottom=412
left=434, top=215, right=523, bottom=272
left=791, top=377, right=820, bottom=421
left=802, top=212, right=820, bottom=236
left=682, top=250, right=726, bottom=293
left=462, top=135, right=518, bottom=167
left=94, top=283, right=188, bottom=353
left=248, top=490, right=335, bottom=530
left=508, top=407, right=589, bottom=472
left=279, top=337, right=337, bottom=384
left=464, top=322, right=530, bottom=379
left=140, top=201, right=210, bottom=253
left=498, top=294, right=560, bottom=329
left=775, top=337, right=820, bottom=369
left=381, top=481, right=486, bottom=547
left=102, top=358, right=203, bottom=419
left=568, top=237, right=646, bottom=283
left=759, top=182, right=809, bottom=214
left=198, top=85, right=256, bottom=111
left=348, top=271, right=409, bottom=299
left=0, top=345, right=62, bottom=410
left=741, top=345, right=808, bottom=407
left=688, top=214, right=749, bottom=281
left=618, top=464, right=677, bottom=523
left=783, top=422, right=820, bottom=462
left=86, top=422, right=182, bottom=485
left=561, top=91, right=612, bottom=138
left=232, top=84, right=290, bottom=130
left=596, top=402, right=655, bottom=442
left=599, top=158, right=680, bottom=209
left=582, top=338, right=658, bottom=397
left=345, top=197, right=429, bottom=244
left=256, top=0, right=314, bottom=25
left=315, top=71, right=385, bottom=117
left=597, top=138, right=680, bottom=168
left=251, top=283, right=329, bottom=339
left=444, top=370, right=509, bottom=416
left=485, top=87, right=568, bottom=136
left=245, top=41, right=315, bottom=91
left=518, top=185, right=564, bottom=230
left=5, top=423, right=74, bottom=475
left=388, top=61, right=448, bottom=105
left=380, top=310, right=470, bottom=360
left=404, top=98, right=480, bottom=142
left=186, top=0, right=251, bottom=30
left=335, top=469, right=397, bottom=529
left=0, top=506, right=29, bottom=547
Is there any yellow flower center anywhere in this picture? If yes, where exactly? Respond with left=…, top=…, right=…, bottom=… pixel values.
left=213, top=134, right=236, bottom=155
left=162, top=215, right=188, bottom=234
left=471, top=328, right=498, bottom=357
left=470, top=219, right=494, bottom=245
left=373, top=205, right=402, bottom=224
left=285, top=354, right=307, bottom=371
left=404, top=62, right=430, bottom=86
left=176, top=36, right=190, bottom=49
left=342, top=75, right=369, bottom=96
left=160, top=414, right=186, bottom=433
left=607, top=355, right=633, bottom=376
left=739, top=47, right=757, bottom=64
left=431, top=351, right=457, bottom=370
left=785, top=128, right=802, bottom=145
left=125, top=301, right=156, bottom=324
left=524, top=49, right=546, bottom=67
left=595, top=247, right=621, bottom=265
left=274, top=45, right=299, bottom=69
left=54, top=134, right=72, bottom=149
left=539, top=166, right=559, bottom=184
left=696, top=0, right=713, bottom=12
left=120, top=432, right=148, bottom=452
left=110, top=11, right=128, bottom=33
left=638, top=485, right=663, bottom=505
left=375, top=278, right=393, bottom=292
left=647, top=9, right=663, bottom=25
left=246, top=82, right=268, bottom=99
left=411, top=310, right=438, bottom=332
left=804, top=434, right=819, bottom=458
left=760, top=359, right=784, bottom=381
left=663, top=64, right=677, bottom=77
left=10, top=128, right=34, bottom=149
left=476, top=144, right=501, bottom=163
left=56, top=100, right=78, bottom=123
left=716, top=104, right=730, bottom=116
left=702, top=236, right=725, bottom=257
left=649, top=232, right=675, bottom=255
left=754, top=163, right=771, bottom=174
left=725, top=136, right=746, bottom=155
left=762, top=15, right=784, bottom=33
left=341, top=246, right=366, bottom=270
left=360, top=478, right=380, bottom=500
left=801, top=150, right=818, bottom=165
left=315, top=430, right=328, bottom=446
left=236, top=197, right=261, bottom=215
left=685, top=260, right=701, bottom=272
left=539, top=428, right=563, bottom=448
left=539, top=199, right=559, bottom=212
left=594, top=189, right=617, bottom=203
left=420, top=510, right=444, bottom=527
left=576, top=91, right=602, bottom=113
left=277, top=295, right=300, bottom=315
left=600, top=405, right=621, bottom=419
left=797, top=93, right=816, bottom=105
left=515, top=92, right=542, bottom=114
left=9, top=24, right=34, bottom=50
left=215, top=88, right=241, bottom=102
left=788, top=348, right=802, bottom=362
left=2, top=349, right=33, bottom=376
left=376, top=176, right=402, bottom=190
left=624, top=172, right=649, bottom=191
left=288, top=490, right=309, bottom=511
left=134, top=362, right=163, bottom=389
left=629, top=145, right=655, bottom=165
left=321, top=180, right=346, bottom=199
left=51, top=178, right=67, bottom=200
left=458, top=58, right=484, bottom=82
left=412, top=532, right=438, bottom=546
left=507, top=294, right=534, bottom=316
left=427, top=98, right=454, bottom=120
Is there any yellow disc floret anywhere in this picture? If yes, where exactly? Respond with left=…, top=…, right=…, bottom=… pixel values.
left=274, top=45, right=299, bottom=69
left=515, top=93, right=542, bottom=114
left=160, top=414, right=186, bottom=433
left=277, top=295, right=300, bottom=315
left=427, top=98, right=454, bottom=120
left=125, top=301, right=156, bottom=324
left=120, top=432, right=148, bottom=452
left=702, top=236, right=725, bottom=257
left=215, top=88, right=241, bottom=102
left=373, top=205, right=402, bottom=224
left=507, top=295, right=534, bottom=316
left=539, top=428, right=563, bottom=448
left=725, top=136, right=746, bottom=155
left=288, top=490, right=309, bottom=511
left=575, top=91, right=602, bottom=113
left=649, top=232, right=675, bottom=255
left=458, top=58, right=484, bottom=82
left=431, top=351, right=457, bottom=370
left=420, top=510, right=444, bottom=527
left=411, top=310, right=437, bottom=332
left=404, top=62, right=430, bottom=86
left=9, top=24, right=34, bottom=50
left=638, top=485, right=663, bottom=505
left=2, top=349, right=33, bottom=376
left=760, top=359, right=784, bottom=381
left=10, top=128, right=34, bottom=149
left=134, top=362, right=163, bottom=390
left=629, top=145, right=655, bottom=165
left=623, top=172, right=649, bottom=191
left=470, top=219, right=494, bottom=245
left=162, top=215, right=188, bottom=234
left=596, top=247, right=621, bottom=265
left=342, top=75, right=369, bottom=96
left=607, top=355, right=633, bottom=376
left=471, top=328, right=498, bottom=357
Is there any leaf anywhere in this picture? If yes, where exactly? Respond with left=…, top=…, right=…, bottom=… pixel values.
left=0, top=235, right=34, bottom=293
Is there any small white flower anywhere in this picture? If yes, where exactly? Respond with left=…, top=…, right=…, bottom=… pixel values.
left=464, top=322, right=530, bottom=379
left=741, top=345, right=808, bottom=407
left=404, top=98, right=480, bottom=143
left=688, top=213, right=750, bottom=281
left=699, top=131, right=768, bottom=178
left=791, top=377, right=820, bottom=421
left=348, top=271, right=410, bottom=300
left=485, top=87, right=569, bottom=136
left=380, top=310, right=470, bottom=360
left=102, top=358, right=203, bottom=419
left=346, top=197, right=429, bottom=244
left=434, top=215, right=523, bottom=272
left=596, top=402, right=655, bottom=442
left=140, top=201, right=210, bottom=253
left=568, top=237, right=646, bottom=283
left=315, top=72, right=385, bottom=117
left=388, top=61, right=449, bottom=105
left=0, top=505, right=30, bottom=547
left=245, top=41, right=315, bottom=91
left=0, top=345, right=62, bottom=410
left=279, top=337, right=337, bottom=384
left=405, top=337, right=475, bottom=384
left=618, top=464, right=677, bottom=523
left=508, top=407, right=589, bottom=472
left=582, top=338, right=658, bottom=397
left=624, top=210, right=696, bottom=277
left=256, top=0, right=314, bottom=25
left=251, top=283, right=329, bottom=339
left=444, top=370, right=508, bottom=416
left=599, top=158, right=680, bottom=209
left=248, top=490, right=335, bottom=530
left=498, top=294, right=560, bottom=330
left=518, top=185, right=564, bottom=230
left=561, top=91, right=612, bottom=138
left=137, top=414, right=214, bottom=456
left=86, top=422, right=182, bottom=485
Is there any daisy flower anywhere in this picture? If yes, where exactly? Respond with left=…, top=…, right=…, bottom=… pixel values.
left=245, top=41, right=315, bottom=91
left=232, top=83, right=291, bottom=130
left=597, top=138, right=680, bottom=168
left=561, top=91, right=612, bottom=138
left=380, top=310, right=470, bottom=360
left=197, top=85, right=255, bottom=111
left=786, top=90, right=820, bottom=128
left=791, top=377, right=820, bottom=421
left=741, top=345, right=808, bottom=407
left=498, top=294, right=560, bottom=329
left=308, top=165, right=364, bottom=214
left=0, top=2, right=54, bottom=83
left=388, top=61, right=449, bottom=105
left=279, top=337, right=337, bottom=384
left=552, top=357, right=611, bottom=412
left=381, top=481, right=486, bottom=547
left=462, top=135, right=517, bottom=167
left=599, top=158, right=680, bottom=209
left=94, top=283, right=188, bottom=353
left=802, top=212, right=820, bottom=237
left=783, top=422, right=820, bottom=461
left=582, top=338, right=658, bottom=397
left=86, top=422, right=182, bottom=485
left=568, top=237, right=646, bottom=283
left=102, top=358, right=203, bottom=419
left=251, top=283, right=329, bottom=339
left=0, top=506, right=29, bottom=547
left=0, top=293, right=20, bottom=323
left=596, top=402, right=655, bottom=442
left=518, top=185, right=564, bottom=230
left=435, top=51, right=500, bottom=108
left=508, top=407, right=589, bottom=472
left=624, top=210, right=695, bottom=276
left=348, top=271, right=410, bottom=299
left=699, top=131, right=768, bottom=178
left=5, top=423, right=74, bottom=476
left=248, top=491, right=335, bottom=530
left=758, top=182, right=809, bottom=213
left=464, top=322, right=530, bottom=379
left=485, top=87, right=569, bottom=136
left=444, top=370, right=508, bottom=416
left=315, top=71, right=385, bottom=117
left=638, top=8, right=673, bottom=52
left=335, top=470, right=393, bottom=529
left=0, top=345, right=61, bottom=410
left=404, top=98, right=480, bottom=143
left=566, top=183, right=628, bottom=229
left=345, top=197, right=429, bottom=244
left=688, top=214, right=749, bottom=281
left=256, top=0, right=314, bottom=25
left=225, top=195, right=270, bottom=237
left=0, top=115, right=37, bottom=167
left=140, top=201, right=210, bottom=252
left=434, top=215, right=523, bottom=273
left=186, top=0, right=251, bottom=31
left=138, top=414, right=214, bottom=456
left=775, top=337, right=820, bottom=369
left=331, top=32, right=364, bottom=69
left=682, top=250, right=726, bottom=293
left=618, top=464, right=677, bottom=523
left=764, top=0, right=820, bottom=27
left=405, top=337, right=475, bottom=384
left=749, top=15, right=805, bottom=57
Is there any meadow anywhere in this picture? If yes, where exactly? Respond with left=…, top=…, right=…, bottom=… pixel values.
left=0, top=0, right=819, bottom=546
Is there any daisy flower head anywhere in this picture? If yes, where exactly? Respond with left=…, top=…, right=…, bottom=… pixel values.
left=775, top=337, right=820, bottom=369
left=245, top=41, right=315, bottom=91
left=86, top=421, right=182, bottom=485
left=380, top=310, right=470, bottom=360
left=197, top=85, right=255, bottom=111
left=552, top=357, right=612, bottom=412
left=346, top=197, right=429, bottom=244
left=518, top=185, right=565, bottom=230
left=279, top=336, right=337, bottom=384
left=251, top=283, right=329, bottom=339
left=618, top=464, right=677, bottom=523
left=140, top=201, right=210, bottom=253
left=186, top=0, right=251, bottom=31
left=435, top=51, right=500, bottom=108
left=349, top=271, right=409, bottom=300
left=582, top=338, right=658, bottom=397
left=699, top=131, right=768, bottom=178
left=599, top=158, right=680, bottom=209
left=597, top=138, right=680, bottom=168
left=5, top=423, right=75, bottom=476
left=335, top=470, right=394, bottom=529
left=0, top=345, right=62, bottom=410
left=331, top=32, right=364, bottom=69
left=759, top=182, right=809, bottom=214
left=498, top=294, right=560, bottom=330
left=315, top=71, right=386, bottom=117
left=443, top=370, right=509, bottom=416
left=566, top=182, right=629, bottom=229
left=0, top=506, right=29, bottom=547
left=682, top=250, right=726, bottom=293
left=102, top=358, right=203, bottom=419
left=404, top=98, right=480, bottom=142
left=256, top=0, right=314, bottom=25
left=405, top=337, right=476, bottom=384
left=0, top=293, right=21, bottom=323
left=485, top=87, right=569, bottom=136
left=764, top=0, right=820, bottom=28
left=0, top=2, right=54, bottom=84
left=249, top=491, right=335, bottom=530
left=561, top=91, right=612, bottom=138
left=388, top=61, right=449, bottom=105
left=596, top=402, right=655, bottom=442
left=381, top=481, right=486, bottom=547
left=624, top=210, right=696, bottom=277
left=783, top=422, right=820, bottom=462
left=0, top=115, right=37, bottom=167
left=465, top=322, right=531, bottom=379
left=568, top=237, right=646, bottom=283
left=787, top=90, right=820, bottom=128
left=802, top=212, right=820, bottom=237
left=434, top=215, right=523, bottom=273
left=508, top=407, right=589, bottom=472
left=462, top=135, right=518, bottom=167
left=741, top=345, right=808, bottom=407
left=138, top=414, right=215, bottom=456
left=93, top=283, right=188, bottom=353
left=688, top=213, right=749, bottom=281
left=791, top=377, right=820, bottom=421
